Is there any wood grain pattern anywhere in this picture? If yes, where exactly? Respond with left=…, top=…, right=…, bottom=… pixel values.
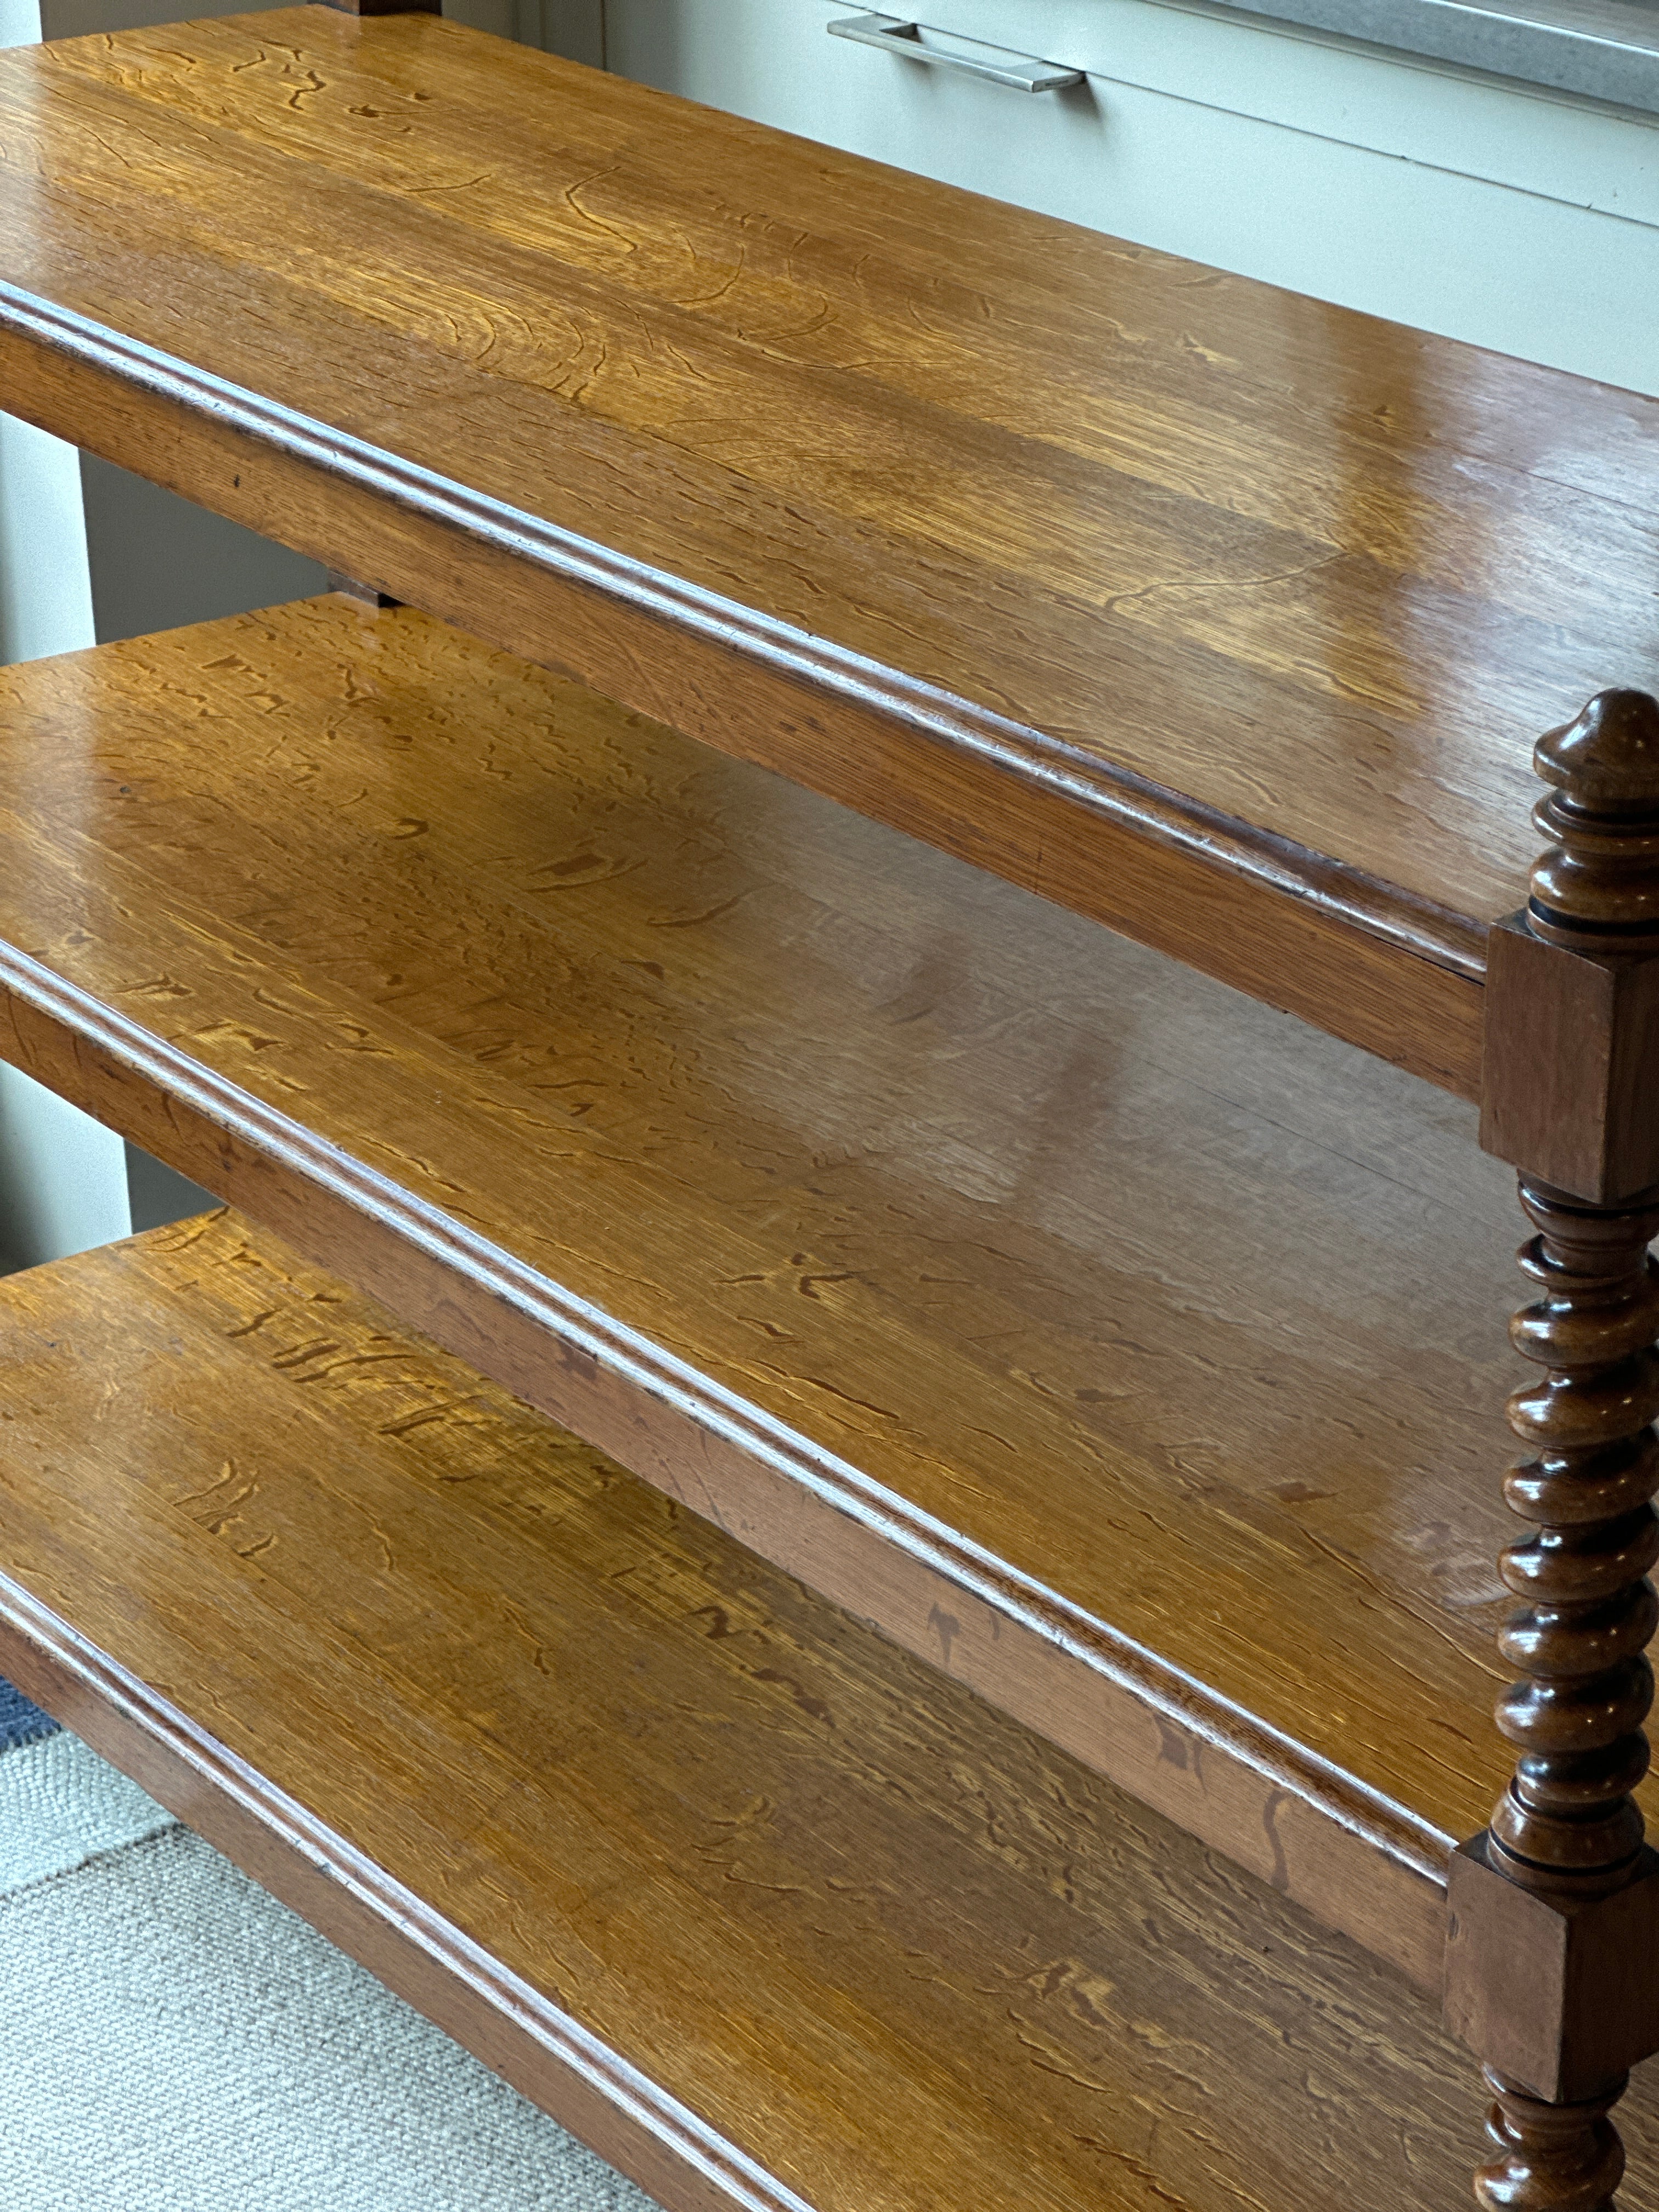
left=0, top=267, right=1486, bottom=1093
left=7, top=1207, right=1659, bottom=2212
left=0, top=590, right=1553, bottom=1979
left=6, top=9, right=1652, bottom=1080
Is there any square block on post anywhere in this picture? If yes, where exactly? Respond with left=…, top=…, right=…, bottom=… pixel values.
left=1480, top=911, right=1659, bottom=1204
left=1444, top=1833, right=1659, bottom=2102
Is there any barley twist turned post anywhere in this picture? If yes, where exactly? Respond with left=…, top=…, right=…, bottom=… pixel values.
left=1450, top=690, right=1659, bottom=2210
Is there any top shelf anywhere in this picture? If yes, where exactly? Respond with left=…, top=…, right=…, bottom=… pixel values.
left=4, top=5, right=1655, bottom=1092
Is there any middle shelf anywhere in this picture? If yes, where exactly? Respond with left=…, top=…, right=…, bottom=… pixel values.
left=0, top=589, right=1520, bottom=1980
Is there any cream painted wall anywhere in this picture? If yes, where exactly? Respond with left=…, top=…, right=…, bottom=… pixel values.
left=446, top=0, right=602, bottom=60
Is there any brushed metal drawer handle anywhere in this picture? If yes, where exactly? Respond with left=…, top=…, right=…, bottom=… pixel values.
left=826, top=14, right=1084, bottom=93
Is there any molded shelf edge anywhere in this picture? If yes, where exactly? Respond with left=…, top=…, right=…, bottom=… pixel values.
left=0, top=1568, right=819, bottom=2212
left=0, top=930, right=1453, bottom=1990
left=0, top=281, right=1488, bottom=1099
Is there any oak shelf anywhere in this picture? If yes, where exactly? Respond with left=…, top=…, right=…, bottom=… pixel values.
left=4, top=5, right=1658, bottom=2200
left=5, top=5, right=1653, bottom=1094
left=0, top=590, right=1526, bottom=1988
left=0, top=1205, right=1643, bottom=2212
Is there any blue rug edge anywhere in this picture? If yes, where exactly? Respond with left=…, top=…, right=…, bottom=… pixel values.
left=0, top=1673, right=60, bottom=1754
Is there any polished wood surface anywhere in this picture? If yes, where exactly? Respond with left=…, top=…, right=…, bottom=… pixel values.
left=5, top=13, right=1654, bottom=1085
left=1478, top=2073, right=1627, bottom=2212
left=1444, top=1184, right=1659, bottom=2151
left=1481, top=692, right=1659, bottom=1203
left=0, top=590, right=1558, bottom=1980
left=1494, top=1178, right=1659, bottom=1892
left=7, top=1206, right=1659, bottom=2212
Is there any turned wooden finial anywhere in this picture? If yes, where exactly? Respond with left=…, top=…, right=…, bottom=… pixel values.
left=1528, top=689, right=1659, bottom=950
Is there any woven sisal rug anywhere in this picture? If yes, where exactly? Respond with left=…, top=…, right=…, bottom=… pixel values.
left=0, top=1690, right=659, bottom=2211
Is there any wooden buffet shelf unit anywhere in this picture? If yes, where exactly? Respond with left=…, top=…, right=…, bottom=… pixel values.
left=0, top=1207, right=1622, bottom=2212
left=3, top=7, right=1659, bottom=2208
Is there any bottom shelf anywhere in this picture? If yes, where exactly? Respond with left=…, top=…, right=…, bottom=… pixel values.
left=0, top=1209, right=1652, bottom=2211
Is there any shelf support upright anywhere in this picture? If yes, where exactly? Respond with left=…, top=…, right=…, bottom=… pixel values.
left=1451, top=689, right=1659, bottom=2207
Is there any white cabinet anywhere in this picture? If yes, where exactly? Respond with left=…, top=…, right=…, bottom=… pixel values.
left=447, top=0, right=602, bottom=64
left=603, top=0, right=1659, bottom=394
